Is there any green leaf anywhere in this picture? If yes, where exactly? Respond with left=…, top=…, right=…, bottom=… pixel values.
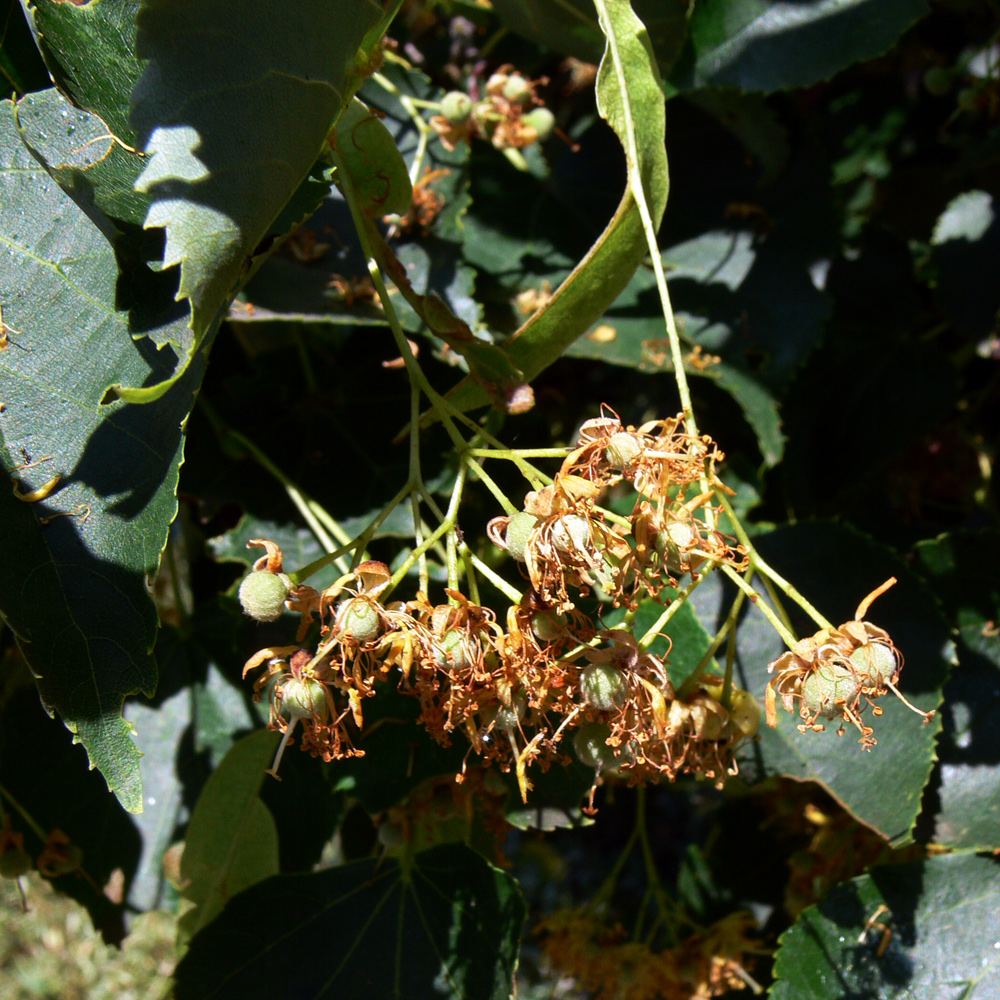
left=772, top=854, right=1000, bottom=999
left=173, top=844, right=525, bottom=1000
left=673, top=0, right=930, bottom=93
left=438, top=0, right=669, bottom=417
left=177, top=728, right=280, bottom=945
left=21, top=0, right=145, bottom=142
left=0, top=99, right=206, bottom=813
left=715, top=522, right=948, bottom=844
left=912, top=530, right=1000, bottom=850
left=931, top=190, right=1000, bottom=343
left=127, top=0, right=388, bottom=400
left=333, top=97, right=413, bottom=218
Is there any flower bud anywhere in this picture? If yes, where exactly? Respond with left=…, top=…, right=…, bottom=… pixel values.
left=440, top=90, right=474, bottom=125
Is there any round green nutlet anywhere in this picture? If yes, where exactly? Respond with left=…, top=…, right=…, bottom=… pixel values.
left=281, top=677, right=329, bottom=721
left=531, top=610, right=567, bottom=643
left=580, top=663, right=626, bottom=711
left=440, top=90, right=474, bottom=125
left=849, top=642, right=897, bottom=686
left=604, top=431, right=641, bottom=471
left=502, top=73, right=532, bottom=106
left=551, top=514, right=591, bottom=554
left=239, top=570, right=292, bottom=622
left=491, top=691, right=528, bottom=732
left=801, top=662, right=861, bottom=720
left=573, top=722, right=619, bottom=770
left=336, top=597, right=381, bottom=643
left=655, top=521, right=698, bottom=575
left=0, top=848, right=31, bottom=879
left=522, top=106, right=555, bottom=142
left=434, top=628, right=473, bottom=671
left=505, top=511, right=538, bottom=562
left=923, top=66, right=952, bottom=97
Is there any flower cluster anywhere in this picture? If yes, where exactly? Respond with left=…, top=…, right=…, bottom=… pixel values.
left=430, top=66, right=556, bottom=151
left=765, top=578, right=933, bottom=748
left=536, top=907, right=761, bottom=1000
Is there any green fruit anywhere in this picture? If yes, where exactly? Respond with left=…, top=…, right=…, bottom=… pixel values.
left=238, top=570, right=291, bottom=622
left=490, top=691, right=528, bottom=732
left=551, top=514, right=591, bottom=554
left=0, top=848, right=31, bottom=879
left=573, top=723, right=618, bottom=770
left=505, top=511, right=538, bottom=561
left=440, top=90, right=474, bottom=125
left=434, top=629, right=473, bottom=671
left=850, top=642, right=897, bottom=686
left=522, top=106, right=555, bottom=142
left=336, top=598, right=381, bottom=643
left=604, top=431, right=640, bottom=470
left=923, top=66, right=952, bottom=97
left=801, top=663, right=860, bottom=720
left=655, top=521, right=697, bottom=575
left=580, top=663, right=626, bottom=711
left=502, top=73, right=532, bottom=105
left=531, top=610, right=567, bottom=643
left=281, top=678, right=329, bottom=721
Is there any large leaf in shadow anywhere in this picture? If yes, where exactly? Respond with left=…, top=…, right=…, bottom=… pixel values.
left=0, top=100, right=205, bottom=812
left=0, top=677, right=140, bottom=943
left=772, top=854, right=1000, bottom=999
left=178, top=729, right=280, bottom=946
left=689, top=522, right=947, bottom=844
left=439, top=0, right=668, bottom=417
left=913, top=530, right=1000, bottom=850
left=931, top=189, right=1000, bottom=345
left=671, top=0, right=929, bottom=93
left=126, top=0, right=387, bottom=400
left=173, top=844, right=525, bottom=1000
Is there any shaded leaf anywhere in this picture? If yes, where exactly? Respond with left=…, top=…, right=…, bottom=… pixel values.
left=0, top=681, right=139, bottom=943
left=177, top=728, right=280, bottom=944
left=772, top=854, right=1000, bottom=999
left=931, top=190, right=1000, bottom=344
left=0, top=99, right=205, bottom=812
left=701, top=522, right=947, bottom=844
left=912, top=530, right=1000, bottom=850
left=173, top=844, right=525, bottom=1000
left=673, top=0, right=930, bottom=93
left=126, top=0, right=388, bottom=399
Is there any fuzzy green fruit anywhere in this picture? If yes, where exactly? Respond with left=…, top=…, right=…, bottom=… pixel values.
left=490, top=691, right=528, bottom=733
left=336, top=598, right=381, bottom=643
left=281, top=678, right=329, bottom=721
left=580, top=663, right=626, bottom=711
left=505, top=511, right=538, bottom=561
left=849, top=642, right=897, bottom=686
left=531, top=610, right=567, bottom=643
left=238, top=570, right=291, bottom=622
left=551, top=514, right=591, bottom=554
left=440, top=90, right=474, bottom=124
left=434, top=628, right=473, bottom=671
left=801, top=662, right=861, bottom=720
left=604, top=431, right=640, bottom=470
left=502, top=73, right=532, bottom=106
left=573, top=723, right=619, bottom=770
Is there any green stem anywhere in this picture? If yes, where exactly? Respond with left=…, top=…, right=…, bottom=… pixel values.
left=638, top=570, right=713, bottom=649
left=720, top=563, right=800, bottom=650
left=459, top=545, right=524, bottom=604
left=676, top=584, right=747, bottom=702
left=716, top=493, right=832, bottom=632
left=0, top=782, right=47, bottom=841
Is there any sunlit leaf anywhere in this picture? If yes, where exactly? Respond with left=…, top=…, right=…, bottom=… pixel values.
left=772, top=854, right=1000, bottom=999
left=0, top=99, right=205, bottom=812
